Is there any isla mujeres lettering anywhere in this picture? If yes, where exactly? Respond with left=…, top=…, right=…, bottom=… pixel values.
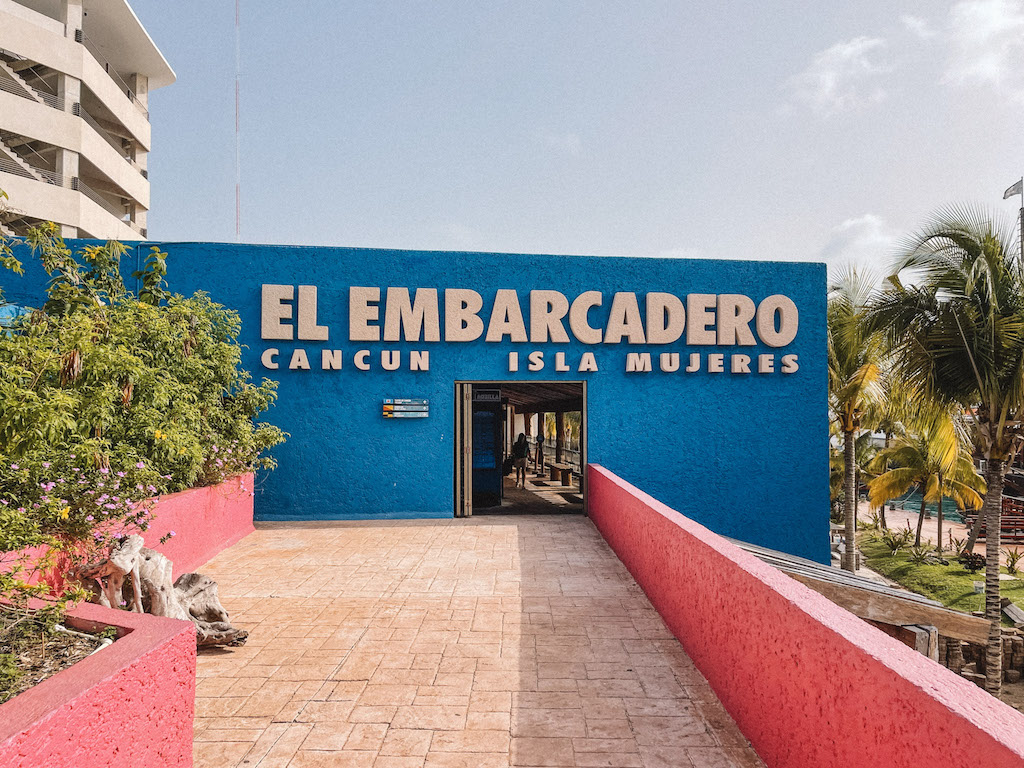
left=258, top=285, right=801, bottom=375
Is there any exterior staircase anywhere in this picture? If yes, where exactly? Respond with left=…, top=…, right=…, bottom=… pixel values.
left=0, top=137, right=48, bottom=184
left=0, top=58, right=47, bottom=106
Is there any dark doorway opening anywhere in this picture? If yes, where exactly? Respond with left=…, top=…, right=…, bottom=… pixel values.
left=454, top=381, right=586, bottom=517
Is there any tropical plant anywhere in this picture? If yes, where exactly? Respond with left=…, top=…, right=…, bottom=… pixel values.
left=867, top=407, right=984, bottom=548
left=949, top=534, right=969, bottom=557
left=907, top=544, right=934, bottom=564
left=828, top=267, right=885, bottom=571
left=1004, top=548, right=1023, bottom=576
left=869, top=206, right=1023, bottom=693
left=959, top=551, right=986, bottom=573
left=881, top=526, right=914, bottom=555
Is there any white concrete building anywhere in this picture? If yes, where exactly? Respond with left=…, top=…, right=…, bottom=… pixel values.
left=0, top=0, right=174, bottom=239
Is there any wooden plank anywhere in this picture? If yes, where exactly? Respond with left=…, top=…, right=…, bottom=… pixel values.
left=783, top=571, right=991, bottom=644
left=1003, top=602, right=1024, bottom=626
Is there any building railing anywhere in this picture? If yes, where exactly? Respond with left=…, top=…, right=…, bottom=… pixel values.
left=0, top=152, right=34, bottom=180
left=74, top=176, right=120, bottom=217
left=79, top=104, right=146, bottom=175
left=72, top=177, right=144, bottom=235
left=532, top=439, right=583, bottom=475
left=0, top=66, right=67, bottom=111
left=0, top=149, right=64, bottom=187
left=77, top=31, right=149, bottom=120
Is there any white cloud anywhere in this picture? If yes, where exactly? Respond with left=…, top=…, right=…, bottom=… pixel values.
left=789, top=36, right=890, bottom=114
left=819, top=214, right=900, bottom=273
left=901, top=14, right=937, bottom=38
left=944, top=0, right=1024, bottom=99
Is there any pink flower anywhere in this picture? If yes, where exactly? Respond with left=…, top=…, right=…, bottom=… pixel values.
left=104, top=503, right=116, bottom=509
left=135, top=462, right=145, bottom=469
left=10, top=464, right=18, bottom=470
left=42, top=462, right=51, bottom=468
left=168, top=531, right=176, bottom=537
left=116, top=472, right=126, bottom=477
left=86, top=515, right=94, bottom=522
left=99, top=467, right=109, bottom=474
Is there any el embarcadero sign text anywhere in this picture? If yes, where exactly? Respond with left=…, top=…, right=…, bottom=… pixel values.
left=258, top=285, right=801, bottom=376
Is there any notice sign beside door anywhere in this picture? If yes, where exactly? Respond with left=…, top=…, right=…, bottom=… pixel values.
left=383, top=399, right=429, bottom=418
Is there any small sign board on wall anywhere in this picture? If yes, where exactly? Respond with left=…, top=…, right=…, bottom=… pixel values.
left=383, top=398, right=429, bottom=418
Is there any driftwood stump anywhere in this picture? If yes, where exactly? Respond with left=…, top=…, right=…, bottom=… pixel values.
left=75, top=535, right=248, bottom=648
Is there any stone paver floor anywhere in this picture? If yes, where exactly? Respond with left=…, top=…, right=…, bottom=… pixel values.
left=194, top=515, right=765, bottom=768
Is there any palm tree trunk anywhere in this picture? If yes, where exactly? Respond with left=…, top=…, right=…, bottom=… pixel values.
left=936, top=483, right=944, bottom=555
left=915, top=494, right=926, bottom=547
left=983, top=458, right=1006, bottom=694
left=879, top=432, right=891, bottom=531
left=855, top=467, right=861, bottom=523
left=843, top=429, right=857, bottom=572
left=965, top=512, right=985, bottom=551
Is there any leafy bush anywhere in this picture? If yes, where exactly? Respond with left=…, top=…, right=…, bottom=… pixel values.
left=881, top=526, right=914, bottom=555
left=0, top=223, right=285, bottom=599
left=958, top=552, right=986, bottom=573
left=908, top=544, right=935, bottom=564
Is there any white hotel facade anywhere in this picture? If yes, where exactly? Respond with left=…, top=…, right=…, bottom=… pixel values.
left=0, top=0, right=174, bottom=239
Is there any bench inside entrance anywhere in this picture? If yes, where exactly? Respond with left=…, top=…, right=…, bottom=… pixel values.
left=549, top=462, right=574, bottom=486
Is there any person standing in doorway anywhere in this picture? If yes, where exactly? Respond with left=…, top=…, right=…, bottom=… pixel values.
left=512, top=433, right=529, bottom=488
left=534, top=431, right=545, bottom=473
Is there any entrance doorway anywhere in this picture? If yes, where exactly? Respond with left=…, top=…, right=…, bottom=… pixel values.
left=454, top=381, right=586, bottom=517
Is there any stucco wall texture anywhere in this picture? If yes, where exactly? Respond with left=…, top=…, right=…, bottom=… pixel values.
left=144, top=472, right=255, bottom=577
left=0, top=603, right=196, bottom=768
left=587, top=465, right=1024, bottom=768
left=3, top=474, right=255, bottom=589
left=6, top=241, right=829, bottom=562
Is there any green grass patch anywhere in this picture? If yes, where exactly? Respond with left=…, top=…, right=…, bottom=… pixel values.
left=860, top=536, right=1024, bottom=618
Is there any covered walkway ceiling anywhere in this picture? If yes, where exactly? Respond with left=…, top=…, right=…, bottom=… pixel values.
left=488, top=382, right=583, bottom=414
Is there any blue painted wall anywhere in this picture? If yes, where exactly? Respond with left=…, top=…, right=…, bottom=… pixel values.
left=4, top=241, right=829, bottom=562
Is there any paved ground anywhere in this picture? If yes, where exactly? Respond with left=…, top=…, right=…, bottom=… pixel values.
left=193, top=515, right=765, bottom=768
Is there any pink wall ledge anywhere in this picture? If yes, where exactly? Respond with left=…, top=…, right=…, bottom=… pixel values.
left=587, top=464, right=1024, bottom=768
left=143, top=472, right=255, bottom=577
left=0, top=602, right=196, bottom=768
left=2, top=473, right=255, bottom=589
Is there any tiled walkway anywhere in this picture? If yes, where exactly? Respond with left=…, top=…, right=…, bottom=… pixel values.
left=193, top=516, right=764, bottom=768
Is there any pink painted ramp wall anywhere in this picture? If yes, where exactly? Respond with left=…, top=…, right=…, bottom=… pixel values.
left=587, top=464, right=1024, bottom=768
left=0, top=602, right=196, bottom=768
left=143, top=472, right=255, bottom=576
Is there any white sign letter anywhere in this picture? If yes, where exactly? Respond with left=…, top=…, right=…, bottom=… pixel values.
left=261, top=285, right=294, bottom=340
left=757, top=296, right=799, bottom=347
left=445, top=289, right=485, bottom=342
left=486, top=290, right=529, bottom=342
left=349, top=287, right=381, bottom=342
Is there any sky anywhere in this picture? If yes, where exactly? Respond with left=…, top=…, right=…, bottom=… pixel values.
left=130, top=0, right=1024, bottom=273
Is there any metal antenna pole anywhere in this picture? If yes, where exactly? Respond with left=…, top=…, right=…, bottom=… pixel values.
left=234, top=0, right=241, bottom=243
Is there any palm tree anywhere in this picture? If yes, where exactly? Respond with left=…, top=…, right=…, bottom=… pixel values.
left=868, top=407, right=984, bottom=547
left=829, top=267, right=885, bottom=571
left=870, top=207, right=1023, bottom=694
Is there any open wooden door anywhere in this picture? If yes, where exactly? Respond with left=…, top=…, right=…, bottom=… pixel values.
left=581, top=380, right=588, bottom=512
left=454, top=383, right=473, bottom=517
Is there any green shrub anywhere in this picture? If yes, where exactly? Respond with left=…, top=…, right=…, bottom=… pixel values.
left=882, top=526, right=914, bottom=555
left=1004, top=548, right=1023, bottom=576
left=0, top=223, right=285, bottom=594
